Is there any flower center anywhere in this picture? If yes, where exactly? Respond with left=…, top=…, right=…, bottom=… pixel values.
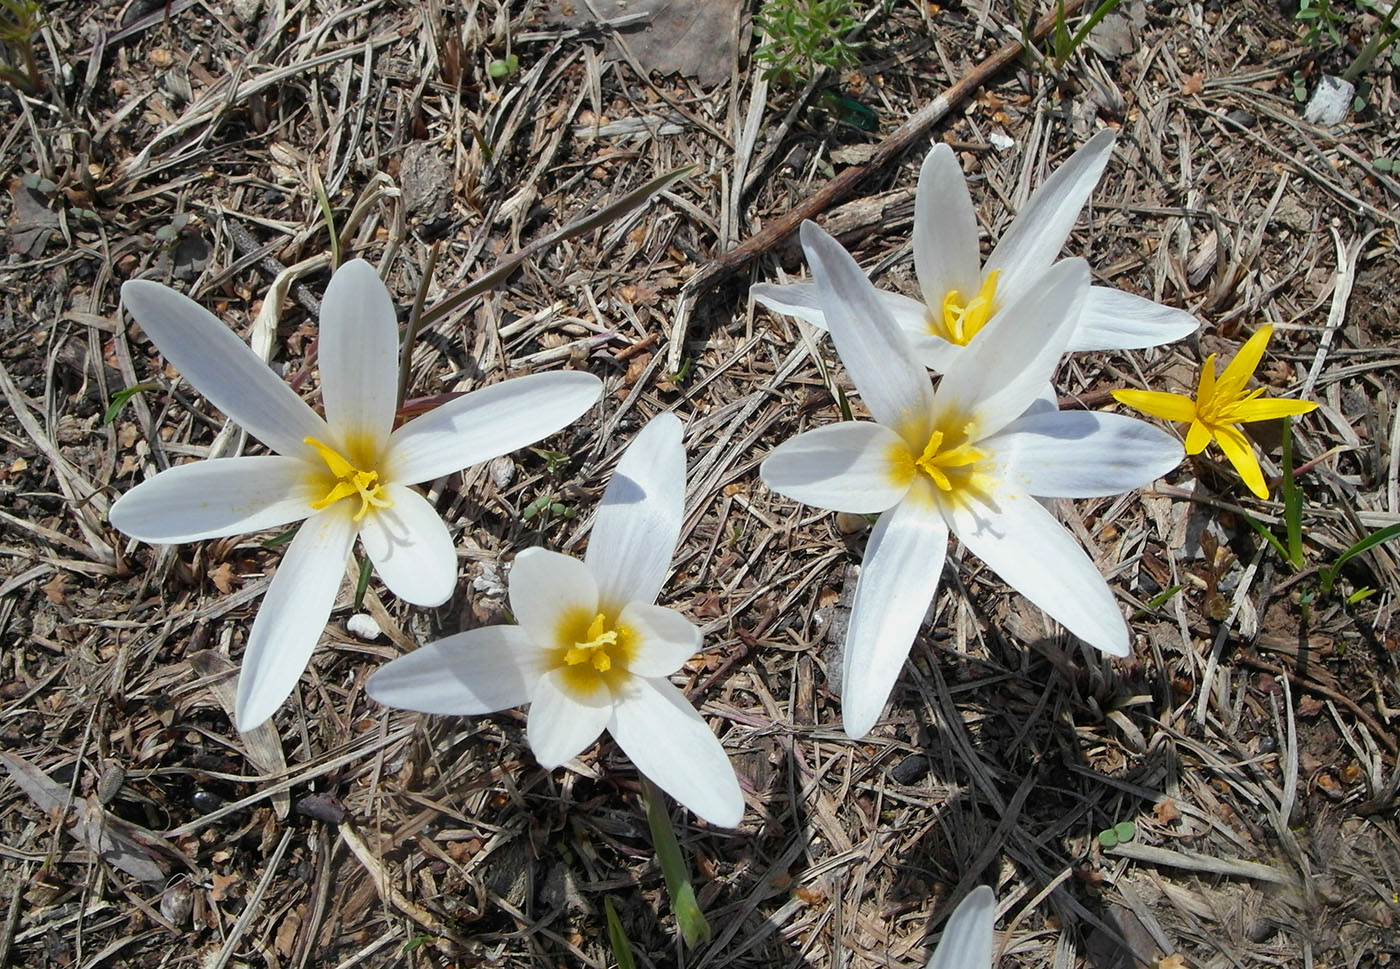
left=564, top=613, right=620, bottom=672
left=914, top=423, right=989, bottom=494
left=305, top=436, right=393, bottom=522
left=930, top=269, right=1000, bottom=346
left=553, top=608, right=636, bottom=696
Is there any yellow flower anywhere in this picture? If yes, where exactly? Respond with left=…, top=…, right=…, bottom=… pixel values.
left=1112, top=325, right=1317, bottom=499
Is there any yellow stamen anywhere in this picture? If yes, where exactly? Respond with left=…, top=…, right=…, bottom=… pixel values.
left=932, top=269, right=1001, bottom=345
left=915, top=425, right=988, bottom=492
left=305, top=436, right=393, bottom=522
left=563, top=613, right=619, bottom=672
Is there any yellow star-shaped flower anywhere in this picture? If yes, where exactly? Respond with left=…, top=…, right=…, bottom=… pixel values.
left=1112, top=325, right=1317, bottom=499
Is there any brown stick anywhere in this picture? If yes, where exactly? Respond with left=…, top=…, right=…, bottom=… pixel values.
left=667, top=0, right=1091, bottom=369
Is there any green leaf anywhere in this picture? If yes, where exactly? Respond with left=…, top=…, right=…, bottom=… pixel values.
left=604, top=898, right=638, bottom=969
left=103, top=382, right=158, bottom=424
left=1113, top=820, right=1137, bottom=843
left=1321, top=522, right=1400, bottom=594
left=262, top=526, right=300, bottom=548
left=1097, top=828, right=1119, bottom=848
left=1143, top=584, right=1184, bottom=612
left=353, top=554, right=373, bottom=610
left=1241, top=512, right=1291, bottom=566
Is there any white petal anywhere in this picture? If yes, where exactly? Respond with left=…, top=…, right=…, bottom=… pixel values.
left=992, top=410, right=1184, bottom=497
left=800, top=222, right=936, bottom=442
left=842, top=487, right=950, bottom=739
left=913, top=144, right=982, bottom=310
left=1068, top=286, right=1200, bottom=352
left=983, top=128, right=1115, bottom=308
left=121, top=280, right=330, bottom=457
left=366, top=625, right=543, bottom=714
left=507, top=548, right=598, bottom=649
left=358, top=483, right=457, bottom=606
left=109, top=455, right=316, bottom=542
left=927, top=886, right=996, bottom=969
left=318, top=259, right=399, bottom=448
left=934, top=258, right=1089, bottom=440
left=235, top=505, right=358, bottom=730
left=751, top=281, right=829, bottom=328
left=528, top=668, right=611, bottom=768
left=387, top=371, right=601, bottom=484
left=609, top=677, right=744, bottom=827
left=878, top=291, right=965, bottom=374
left=761, top=421, right=911, bottom=514
left=586, top=413, right=685, bottom=610
left=620, top=602, right=701, bottom=677
left=947, top=488, right=1129, bottom=657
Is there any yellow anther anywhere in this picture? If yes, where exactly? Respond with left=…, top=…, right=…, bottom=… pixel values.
left=564, top=613, right=619, bottom=672
left=915, top=427, right=988, bottom=493
left=305, top=436, right=393, bottom=522
left=933, top=269, right=1001, bottom=345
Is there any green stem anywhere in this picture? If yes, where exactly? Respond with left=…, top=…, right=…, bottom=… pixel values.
left=641, top=777, right=710, bottom=948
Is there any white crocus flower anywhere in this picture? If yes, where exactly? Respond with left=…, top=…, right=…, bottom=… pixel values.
left=925, top=886, right=996, bottom=969
left=762, top=223, right=1184, bottom=739
left=367, top=414, right=743, bottom=828
left=753, top=130, right=1197, bottom=372
left=110, top=259, right=603, bottom=731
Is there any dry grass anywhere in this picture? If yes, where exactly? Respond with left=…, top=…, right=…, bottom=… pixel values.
left=2, top=1, right=1399, bottom=967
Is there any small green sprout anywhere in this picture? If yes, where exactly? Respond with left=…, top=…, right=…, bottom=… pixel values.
left=103, top=383, right=158, bottom=424
left=487, top=53, right=519, bottom=79
left=1097, top=820, right=1137, bottom=848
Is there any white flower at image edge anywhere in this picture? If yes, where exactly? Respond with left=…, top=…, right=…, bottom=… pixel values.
left=925, top=886, right=995, bottom=969
left=109, top=260, right=603, bottom=731
left=753, top=130, right=1198, bottom=372
left=762, top=223, right=1184, bottom=739
left=367, top=413, right=744, bottom=828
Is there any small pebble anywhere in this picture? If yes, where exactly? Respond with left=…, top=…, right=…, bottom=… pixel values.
left=346, top=613, right=382, bottom=640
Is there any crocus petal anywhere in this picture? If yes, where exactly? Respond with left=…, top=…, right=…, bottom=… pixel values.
left=842, top=485, right=950, bottom=739
left=387, top=371, right=602, bottom=484
left=1228, top=396, right=1318, bottom=422
left=619, top=602, right=702, bottom=677
left=947, top=489, right=1129, bottom=657
left=751, top=281, right=829, bottom=328
left=366, top=625, right=542, bottom=714
left=508, top=547, right=598, bottom=649
left=235, top=505, right=358, bottom=730
left=1197, top=354, right=1217, bottom=403
left=587, top=413, right=685, bottom=611
left=528, top=668, right=611, bottom=768
left=109, top=455, right=318, bottom=542
left=358, top=483, right=457, bottom=607
left=1184, top=420, right=1213, bottom=454
left=927, top=886, right=995, bottom=969
left=983, top=129, right=1115, bottom=308
left=318, top=259, right=399, bottom=448
left=800, top=221, right=936, bottom=443
left=1112, top=388, right=1198, bottom=423
left=609, top=677, right=744, bottom=828
left=913, top=144, right=982, bottom=310
left=1068, top=286, right=1200, bottom=352
left=761, top=421, right=912, bottom=514
left=121, top=280, right=331, bottom=457
left=1215, top=325, right=1274, bottom=401
left=935, top=258, right=1089, bottom=440
left=993, top=410, right=1183, bottom=497
left=1213, top=423, right=1270, bottom=498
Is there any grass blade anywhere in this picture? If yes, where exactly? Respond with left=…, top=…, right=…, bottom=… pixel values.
left=1321, top=523, right=1400, bottom=594
left=604, top=898, right=638, bottom=969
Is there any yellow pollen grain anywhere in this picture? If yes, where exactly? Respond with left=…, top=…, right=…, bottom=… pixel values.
left=305, top=436, right=393, bottom=522
left=932, top=269, right=1000, bottom=346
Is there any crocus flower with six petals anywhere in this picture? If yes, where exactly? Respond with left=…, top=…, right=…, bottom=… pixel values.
left=110, top=260, right=603, bottom=730
left=753, top=131, right=1198, bottom=372
left=761, top=223, right=1184, bottom=739
left=1112, top=324, right=1318, bottom=499
left=367, top=414, right=744, bottom=828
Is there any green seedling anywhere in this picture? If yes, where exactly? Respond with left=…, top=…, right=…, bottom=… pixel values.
left=521, top=490, right=576, bottom=521
left=1047, top=0, right=1127, bottom=66
left=20, top=171, right=55, bottom=193
left=530, top=447, right=570, bottom=476
left=103, top=383, right=158, bottom=424
left=642, top=777, right=711, bottom=948
left=1097, top=820, right=1137, bottom=848
left=0, top=0, right=45, bottom=94
left=669, top=357, right=694, bottom=385
left=754, top=0, right=863, bottom=86
left=1320, top=523, right=1400, bottom=595
left=604, top=898, right=638, bottom=969
left=488, top=53, right=519, bottom=79
left=1296, top=0, right=1347, bottom=46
